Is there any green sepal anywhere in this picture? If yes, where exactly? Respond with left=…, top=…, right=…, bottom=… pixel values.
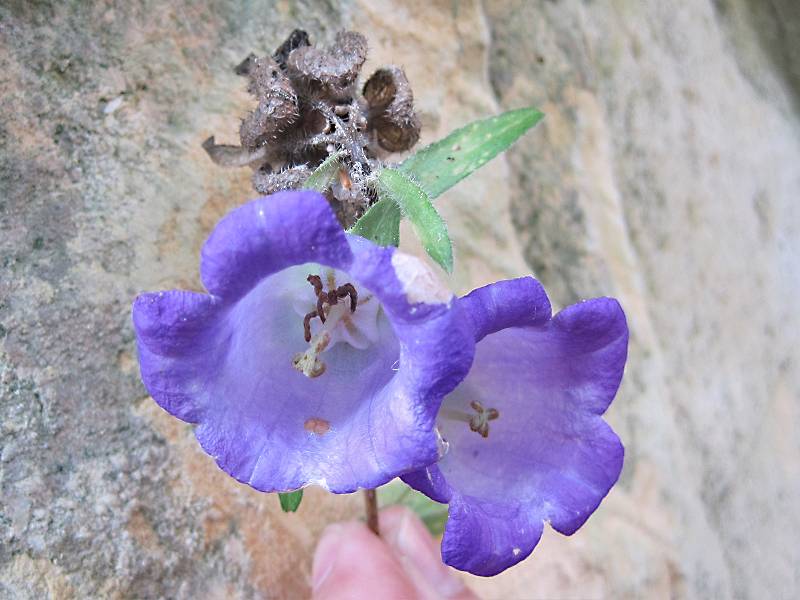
left=303, top=150, right=345, bottom=192
left=349, top=193, right=402, bottom=246
left=278, top=490, right=303, bottom=512
left=374, top=168, right=453, bottom=273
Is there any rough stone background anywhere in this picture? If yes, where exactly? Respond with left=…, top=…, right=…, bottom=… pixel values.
left=1, top=0, right=798, bottom=598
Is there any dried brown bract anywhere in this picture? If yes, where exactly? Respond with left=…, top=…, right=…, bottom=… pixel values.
left=239, top=57, right=299, bottom=148
left=363, top=66, right=421, bottom=152
left=252, top=163, right=310, bottom=194
left=201, top=136, right=267, bottom=167
left=272, top=29, right=310, bottom=70
left=286, top=31, right=367, bottom=101
left=203, top=29, right=422, bottom=228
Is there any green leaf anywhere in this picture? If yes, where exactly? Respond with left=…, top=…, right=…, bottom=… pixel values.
left=349, top=194, right=401, bottom=246
left=303, top=150, right=345, bottom=192
left=375, top=168, right=453, bottom=273
left=278, top=490, right=303, bottom=512
left=378, top=480, right=448, bottom=537
left=400, top=106, right=544, bottom=199
left=348, top=107, right=543, bottom=261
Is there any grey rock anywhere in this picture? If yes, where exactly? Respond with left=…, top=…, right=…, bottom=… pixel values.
left=2, top=1, right=799, bottom=598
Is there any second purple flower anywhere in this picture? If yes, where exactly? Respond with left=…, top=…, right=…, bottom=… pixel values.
left=404, top=277, right=628, bottom=575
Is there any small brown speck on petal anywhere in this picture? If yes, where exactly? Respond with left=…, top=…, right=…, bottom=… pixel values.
left=304, top=417, right=331, bottom=435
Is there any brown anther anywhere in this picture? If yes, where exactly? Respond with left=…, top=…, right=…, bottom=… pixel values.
left=336, top=283, right=358, bottom=312
left=316, top=294, right=328, bottom=323
left=468, top=400, right=500, bottom=439
left=307, top=274, right=323, bottom=296
left=302, top=274, right=359, bottom=339
left=303, top=310, right=318, bottom=342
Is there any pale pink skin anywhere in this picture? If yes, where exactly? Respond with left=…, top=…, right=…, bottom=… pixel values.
left=312, top=506, right=478, bottom=600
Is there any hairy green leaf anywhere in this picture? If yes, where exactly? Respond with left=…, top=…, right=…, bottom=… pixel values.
left=349, top=107, right=543, bottom=260
left=303, top=150, right=345, bottom=192
left=375, top=168, right=453, bottom=272
left=400, top=106, right=544, bottom=198
left=349, top=193, right=401, bottom=246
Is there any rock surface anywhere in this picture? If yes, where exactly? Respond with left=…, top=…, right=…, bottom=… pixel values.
left=2, top=1, right=798, bottom=598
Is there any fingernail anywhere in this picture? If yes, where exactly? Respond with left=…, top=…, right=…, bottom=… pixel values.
left=395, top=512, right=467, bottom=598
left=312, top=523, right=343, bottom=592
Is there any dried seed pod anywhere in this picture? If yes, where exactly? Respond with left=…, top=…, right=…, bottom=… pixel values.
left=233, top=53, right=257, bottom=76
left=287, top=31, right=367, bottom=100
left=363, top=68, right=397, bottom=109
left=246, top=56, right=293, bottom=99
left=202, top=136, right=268, bottom=167
left=239, top=57, right=300, bottom=149
left=363, top=66, right=420, bottom=152
left=252, top=164, right=310, bottom=194
left=206, top=29, right=421, bottom=229
left=272, top=29, right=310, bottom=70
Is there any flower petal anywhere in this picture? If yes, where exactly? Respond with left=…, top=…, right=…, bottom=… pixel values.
left=458, top=276, right=551, bottom=341
left=200, top=190, right=353, bottom=301
left=442, top=495, right=543, bottom=577
left=190, top=268, right=407, bottom=492
left=401, top=464, right=451, bottom=504
left=347, top=236, right=473, bottom=400
left=132, top=290, right=223, bottom=423
left=405, top=281, right=628, bottom=575
left=134, top=192, right=475, bottom=494
left=548, top=297, right=629, bottom=414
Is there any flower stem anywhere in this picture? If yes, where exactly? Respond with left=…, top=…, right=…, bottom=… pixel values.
left=364, top=488, right=379, bottom=536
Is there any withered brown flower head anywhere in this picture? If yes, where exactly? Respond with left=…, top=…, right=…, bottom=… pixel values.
left=203, top=29, right=421, bottom=228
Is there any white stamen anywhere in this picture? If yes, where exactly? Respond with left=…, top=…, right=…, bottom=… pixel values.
left=291, top=269, right=383, bottom=377
left=293, top=332, right=330, bottom=378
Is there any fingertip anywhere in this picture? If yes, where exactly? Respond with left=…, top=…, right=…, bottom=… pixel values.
left=379, top=506, right=476, bottom=599
left=380, top=504, right=416, bottom=525
left=311, top=520, right=418, bottom=599
left=311, top=522, right=346, bottom=591
left=380, top=505, right=438, bottom=554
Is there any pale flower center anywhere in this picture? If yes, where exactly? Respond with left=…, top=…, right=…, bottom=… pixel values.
left=291, top=269, right=380, bottom=378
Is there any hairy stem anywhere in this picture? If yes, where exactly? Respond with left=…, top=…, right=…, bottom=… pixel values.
left=316, top=101, right=370, bottom=168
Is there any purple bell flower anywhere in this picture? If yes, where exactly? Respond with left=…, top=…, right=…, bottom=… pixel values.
left=132, top=190, right=473, bottom=493
left=403, top=277, right=628, bottom=576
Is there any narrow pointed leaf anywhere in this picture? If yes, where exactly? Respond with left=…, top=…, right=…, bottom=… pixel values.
left=399, top=107, right=544, bottom=198
left=278, top=490, right=303, bottom=512
left=375, top=168, right=453, bottom=273
left=349, top=194, right=401, bottom=246
left=303, top=150, right=345, bottom=192
left=349, top=107, right=543, bottom=258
